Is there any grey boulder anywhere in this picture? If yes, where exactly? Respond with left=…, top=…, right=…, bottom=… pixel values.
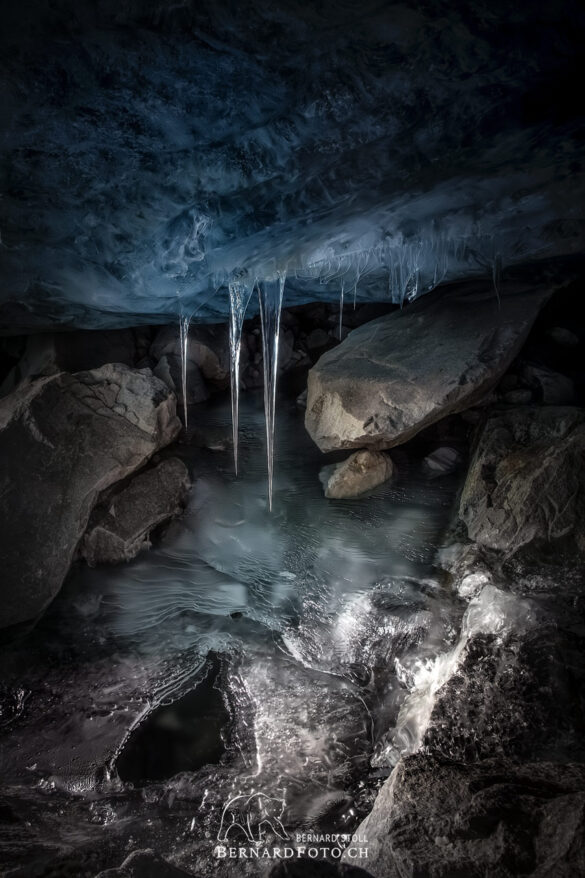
left=0, top=364, right=181, bottom=628
left=79, top=457, right=190, bottom=565
left=320, top=450, right=393, bottom=499
left=345, top=754, right=585, bottom=878
left=305, top=281, right=553, bottom=452
left=459, top=406, right=585, bottom=554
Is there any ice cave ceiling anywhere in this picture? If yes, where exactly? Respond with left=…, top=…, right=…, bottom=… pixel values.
left=1, top=0, right=584, bottom=331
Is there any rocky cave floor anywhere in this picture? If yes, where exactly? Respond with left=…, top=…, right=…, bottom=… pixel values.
left=1, top=270, right=585, bottom=878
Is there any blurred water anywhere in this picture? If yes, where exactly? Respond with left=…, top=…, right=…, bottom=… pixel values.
left=0, top=393, right=464, bottom=876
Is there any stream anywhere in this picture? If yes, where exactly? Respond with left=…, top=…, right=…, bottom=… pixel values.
left=0, top=393, right=466, bottom=877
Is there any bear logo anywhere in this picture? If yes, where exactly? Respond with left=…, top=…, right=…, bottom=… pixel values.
left=217, top=791, right=289, bottom=843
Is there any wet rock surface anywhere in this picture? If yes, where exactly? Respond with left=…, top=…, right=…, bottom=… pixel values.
left=320, top=451, right=393, bottom=499
left=79, top=458, right=190, bottom=566
left=0, top=364, right=180, bottom=628
left=305, top=281, right=553, bottom=453
left=347, top=754, right=585, bottom=878
left=460, top=406, right=585, bottom=554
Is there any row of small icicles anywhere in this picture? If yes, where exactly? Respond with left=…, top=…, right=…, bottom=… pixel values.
left=176, top=233, right=503, bottom=511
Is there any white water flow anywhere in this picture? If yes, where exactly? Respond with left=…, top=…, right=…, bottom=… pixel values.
left=339, top=279, right=344, bottom=339
left=228, top=279, right=254, bottom=475
left=257, top=270, right=286, bottom=511
left=179, top=314, right=190, bottom=429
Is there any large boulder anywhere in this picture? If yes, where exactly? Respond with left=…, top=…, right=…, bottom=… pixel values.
left=79, top=457, right=190, bottom=565
left=305, top=282, right=553, bottom=452
left=0, top=364, right=181, bottom=628
left=459, top=406, right=585, bottom=553
left=345, top=754, right=585, bottom=878
left=0, top=329, right=137, bottom=397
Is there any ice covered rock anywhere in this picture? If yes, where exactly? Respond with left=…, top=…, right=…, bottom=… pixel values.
left=345, top=754, right=585, bottom=878
left=0, top=364, right=180, bottom=628
left=305, top=281, right=553, bottom=452
left=320, top=450, right=393, bottom=499
left=79, top=458, right=190, bottom=566
left=460, top=406, right=585, bottom=554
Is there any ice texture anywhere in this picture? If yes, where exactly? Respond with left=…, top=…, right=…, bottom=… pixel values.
left=1, top=0, right=584, bottom=330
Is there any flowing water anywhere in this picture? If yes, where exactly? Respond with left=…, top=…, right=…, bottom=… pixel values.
left=0, top=394, right=466, bottom=877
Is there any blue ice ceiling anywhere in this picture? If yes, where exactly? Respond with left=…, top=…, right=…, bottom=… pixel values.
left=1, top=0, right=584, bottom=330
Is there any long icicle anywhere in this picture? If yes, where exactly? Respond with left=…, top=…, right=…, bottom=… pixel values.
left=338, top=279, right=344, bottom=340
left=258, top=270, right=286, bottom=512
left=179, top=313, right=190, bottom=430
left=228, top=279, right=254, bottom=476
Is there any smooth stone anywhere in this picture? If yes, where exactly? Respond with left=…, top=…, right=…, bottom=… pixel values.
left=422, top=446, right=461, bottom=477
left=0, top=364, right=180, bottom=628
left=320, top=450, right=393, bottom=499
left=305, top=281, right=553, bottom=452
left=459, top=406, right=585, bottom=553
left=79, top=458, right=190, bottom=565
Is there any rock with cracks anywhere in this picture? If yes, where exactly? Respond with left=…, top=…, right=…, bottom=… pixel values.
left=344, top=754, right=585, bottom=878
left=79, top=458, right=191, bottom=566
left=0, top=364, right=180, bottom=629
left=305, top=281, right=553, bottom=452
left=459, top=406, right=585, bottom=554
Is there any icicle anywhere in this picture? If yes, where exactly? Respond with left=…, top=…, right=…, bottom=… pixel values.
left=228, top=278, right=254, bottom=476
left=179, top=314, right=190, bottom=430
left=257, top=270, right=286, bottom=512
left=338, top=280, right=344, bottom=340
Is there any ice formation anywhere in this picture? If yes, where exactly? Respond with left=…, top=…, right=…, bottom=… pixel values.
left=257, top=271, right=286, bottom=511
left=228, top=277, right=254, bottom=475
